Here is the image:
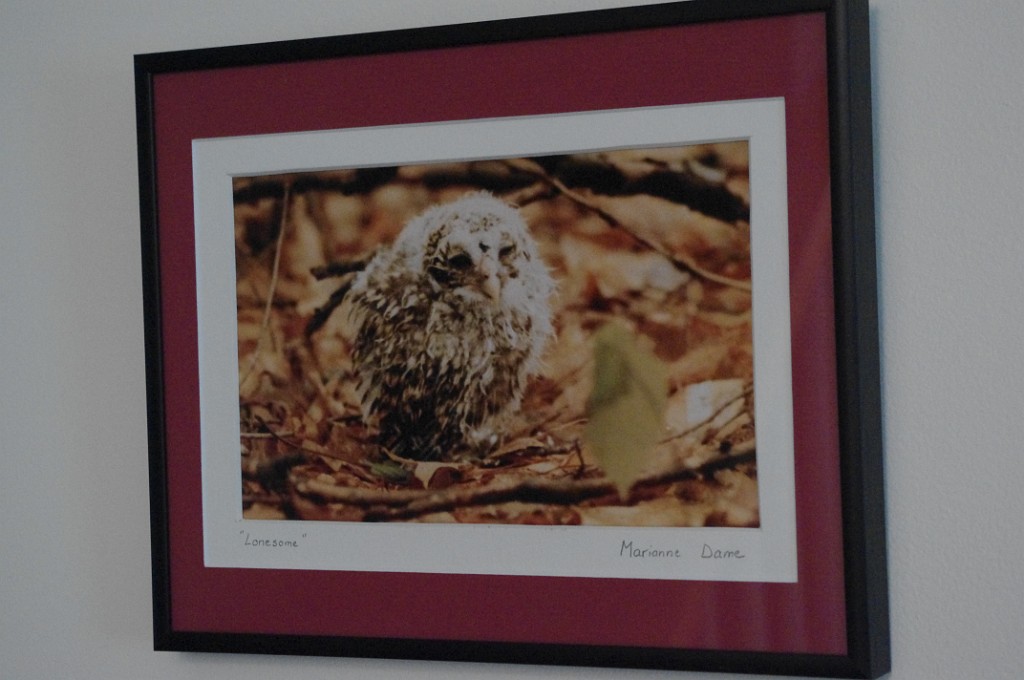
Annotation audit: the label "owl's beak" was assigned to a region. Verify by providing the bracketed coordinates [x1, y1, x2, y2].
[478, 256, 501, 302]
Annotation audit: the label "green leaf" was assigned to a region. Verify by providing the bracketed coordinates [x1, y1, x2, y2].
[370, 460, 411, 483]
[584, 323, 668, 497]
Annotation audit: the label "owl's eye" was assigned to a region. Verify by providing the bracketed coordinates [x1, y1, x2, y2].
[447, 253, 473, 270]
[498, 244, 515, 260]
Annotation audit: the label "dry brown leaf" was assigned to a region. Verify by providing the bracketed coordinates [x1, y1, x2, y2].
[412, 462, 466, 490]
[663, 378, 747, 435]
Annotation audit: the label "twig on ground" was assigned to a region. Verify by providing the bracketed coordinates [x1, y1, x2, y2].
[240, 182, 291, 390]
[293, 439, 756, 520]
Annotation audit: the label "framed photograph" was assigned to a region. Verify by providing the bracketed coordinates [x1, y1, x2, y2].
[136, 0, 888, 677]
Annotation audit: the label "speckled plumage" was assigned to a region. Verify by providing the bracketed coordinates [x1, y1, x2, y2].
[345, 192, 554, 460]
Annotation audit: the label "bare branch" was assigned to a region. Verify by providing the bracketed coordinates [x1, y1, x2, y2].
[503, 159, 752, 292]
[292, 440, 756, 521]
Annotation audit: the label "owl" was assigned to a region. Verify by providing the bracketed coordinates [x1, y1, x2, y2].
[344, 191, 555, 460]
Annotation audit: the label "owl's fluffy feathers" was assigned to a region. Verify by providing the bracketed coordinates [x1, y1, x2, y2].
[344, 191, 554, 460]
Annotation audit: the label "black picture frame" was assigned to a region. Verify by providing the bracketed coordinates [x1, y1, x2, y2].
[135, 0, 888, 676]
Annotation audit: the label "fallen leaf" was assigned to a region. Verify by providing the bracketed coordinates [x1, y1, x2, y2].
[584, 323, 668, 497]
[663, 378, 747, 434]
[412, 462, 465, 489]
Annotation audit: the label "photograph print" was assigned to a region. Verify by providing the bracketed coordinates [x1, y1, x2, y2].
[235, 142, 762, 528]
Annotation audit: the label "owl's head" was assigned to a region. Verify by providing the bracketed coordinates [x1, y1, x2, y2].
[400, 191, 547, 306]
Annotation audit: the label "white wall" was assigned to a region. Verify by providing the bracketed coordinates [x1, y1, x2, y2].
[1, 1, 1022, 679]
